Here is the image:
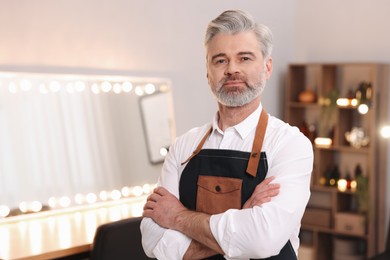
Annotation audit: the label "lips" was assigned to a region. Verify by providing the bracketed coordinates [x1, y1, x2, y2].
[223, 80, 245, 87]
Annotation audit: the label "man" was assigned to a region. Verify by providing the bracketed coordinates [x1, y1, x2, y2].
[141, 9, 313, 259]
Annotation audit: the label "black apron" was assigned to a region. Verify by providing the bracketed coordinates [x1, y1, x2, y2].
[179, 110, 297, 260]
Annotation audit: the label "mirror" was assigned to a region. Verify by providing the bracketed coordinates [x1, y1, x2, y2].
[0, 71, 176, 218]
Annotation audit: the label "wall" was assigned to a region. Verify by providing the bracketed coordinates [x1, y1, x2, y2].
[0, 0, 296, 206]
[0, 0, 296, 134]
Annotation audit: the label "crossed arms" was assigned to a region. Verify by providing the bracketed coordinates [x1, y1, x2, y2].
[143, 177, 280, 259]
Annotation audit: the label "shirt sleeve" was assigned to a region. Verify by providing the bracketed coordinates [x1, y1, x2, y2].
[210, 132, 313, 259]
[140, 138, 193, 259]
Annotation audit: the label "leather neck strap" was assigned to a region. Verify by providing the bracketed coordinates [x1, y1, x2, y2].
[246, 109, 268, 177]
[181, 109, 268, 177]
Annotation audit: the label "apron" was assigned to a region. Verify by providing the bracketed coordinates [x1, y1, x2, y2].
[179, 110, 297, 260]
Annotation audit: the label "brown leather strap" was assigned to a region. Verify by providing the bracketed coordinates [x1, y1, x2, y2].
[181, 127, 213, 165]
[181, 109, 269, 178]
[246, 109, 268, 177]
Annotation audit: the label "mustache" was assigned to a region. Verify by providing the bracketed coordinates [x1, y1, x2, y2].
[220, 74, 247, 85]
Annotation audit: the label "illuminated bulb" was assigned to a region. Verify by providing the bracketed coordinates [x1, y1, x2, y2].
[144, 83, 156, 94]
[336, 98, 349, 107]
[351, 180, 357, 192]
[113, 83, 122, 94]
[358, 104, 369, 114]
[122, 81, 133, 92]
[20, 79, 32, 91]
[74, 193, 84, 205]
[142, 184, 151, 194]
[66, 82, 75, 93]
[75, 81, 86, 92]
[351, 98, 358, 106]
[8, 82, 18, 93]
[48, 197, 57, 208]
[121, 186, 131, 197]
[314, 137, 332, 147]
[111, 190, 121, 200]
[0, 205, 10, 217]
[30, 201, 43, 212]
[59, 196, 71, 208]
[39, 83, 49, 94]
[133, 186, 144, 197]
[159, 84, 169, 92]
[99, 190, 109, 201]
[91, 83, 100, 94]
[160, 147, 168, 156]
[86, 193, 97, 204]
[101, 81, 112, 93]
[19, 201, 28, 213]
[337, 179, 347, 192]
[381, 126, 390, 138]
[49, 81, 61, 92]
[135, 86, 144, 96]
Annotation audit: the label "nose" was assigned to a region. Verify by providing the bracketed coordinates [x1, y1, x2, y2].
[224, 61, 240, 75]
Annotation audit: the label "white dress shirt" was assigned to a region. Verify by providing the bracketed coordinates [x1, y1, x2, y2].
[141, 103, 313, 259]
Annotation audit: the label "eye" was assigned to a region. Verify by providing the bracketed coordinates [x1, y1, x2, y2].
[214, 58, 227, 65]
[241, 56, 251, 62]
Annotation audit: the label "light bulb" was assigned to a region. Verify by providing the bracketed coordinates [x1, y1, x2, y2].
[358, 104, 369, 114]
[145, 83, 156, 94]
[122, 81, 133, 92]
[0, 205, 10, 217]
[101, 81, 112, 93]
[20, 79, 32, 91]
[135, 86, 144, 96]
[381, 126, 390, 138]
[30, 201, 43, 212]
[75, 81, 86, 92]
[111, 190, 121, 200]
[86, 193, 97, 204]
[113, 83, 122, 94]
[91, 83, 100, 94]
[132, 186, 143, 197]
[49, 81, 61, 92]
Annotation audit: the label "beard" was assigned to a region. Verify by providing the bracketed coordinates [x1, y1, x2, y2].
[210, 72, 267, 107]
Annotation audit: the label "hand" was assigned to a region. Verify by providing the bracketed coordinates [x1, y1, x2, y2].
[243, 176, 280, 209]
[143, 187, 187, 229]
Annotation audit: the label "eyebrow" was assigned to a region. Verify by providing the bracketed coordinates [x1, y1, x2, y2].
[238, 51, 257, 58]
[210, 53, 226, 62]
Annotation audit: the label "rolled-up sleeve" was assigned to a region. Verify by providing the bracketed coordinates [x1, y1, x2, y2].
[140, 217, 191, 259]
[210, 132, 313, 259]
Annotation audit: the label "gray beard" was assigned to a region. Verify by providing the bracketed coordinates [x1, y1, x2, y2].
[211, 75, 266, 107]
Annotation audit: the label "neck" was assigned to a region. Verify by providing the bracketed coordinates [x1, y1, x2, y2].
[217, 97, 261, 131]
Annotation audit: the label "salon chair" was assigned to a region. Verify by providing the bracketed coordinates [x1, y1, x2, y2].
[90, 216, 154, 260]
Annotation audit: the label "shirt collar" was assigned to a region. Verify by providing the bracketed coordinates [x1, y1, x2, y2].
[211, 103, 263, 140]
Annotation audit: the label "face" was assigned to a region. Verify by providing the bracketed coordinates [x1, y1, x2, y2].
[206, 31, 272, 107]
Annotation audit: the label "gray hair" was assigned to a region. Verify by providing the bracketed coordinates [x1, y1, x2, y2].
[204, 10, 273, 59]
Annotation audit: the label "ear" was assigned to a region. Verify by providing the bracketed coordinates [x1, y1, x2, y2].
[265, 57, 273, 80]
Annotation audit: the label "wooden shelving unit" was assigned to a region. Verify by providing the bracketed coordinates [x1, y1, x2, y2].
[284, 63, 389, 259]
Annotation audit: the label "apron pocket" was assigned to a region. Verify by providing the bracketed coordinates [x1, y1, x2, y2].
[196, 175, 242, 214]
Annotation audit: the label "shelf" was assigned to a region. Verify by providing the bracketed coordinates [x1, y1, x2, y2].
[301, 224, 368, 239]
[285, 62, 389, 259]
[288, 102, 320, 109]
[314, 145, 370, 154]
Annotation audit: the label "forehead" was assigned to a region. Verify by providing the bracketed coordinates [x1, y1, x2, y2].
[206, 31, 262, 57]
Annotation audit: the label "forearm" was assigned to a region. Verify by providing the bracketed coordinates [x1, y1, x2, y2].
[183, 240, 219, 259]
[175, 210, 224, 255]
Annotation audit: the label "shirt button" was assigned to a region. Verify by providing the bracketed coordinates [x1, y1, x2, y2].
[215, 185, 221, 192]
